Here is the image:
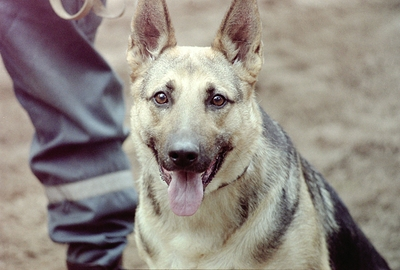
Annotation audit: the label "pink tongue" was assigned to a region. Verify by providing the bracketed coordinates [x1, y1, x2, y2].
[168, 171, 204, 216]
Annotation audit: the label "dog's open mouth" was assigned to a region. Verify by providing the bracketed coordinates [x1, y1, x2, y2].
[159, 150, 227, 216]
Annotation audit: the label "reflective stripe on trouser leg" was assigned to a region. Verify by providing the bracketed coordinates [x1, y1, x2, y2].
[45, 170, 134, 204]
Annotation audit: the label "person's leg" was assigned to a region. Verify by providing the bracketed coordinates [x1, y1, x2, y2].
[0, 0, 137, 268]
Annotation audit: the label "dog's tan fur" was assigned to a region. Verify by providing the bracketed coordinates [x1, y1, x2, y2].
[127, 0, 390, 269]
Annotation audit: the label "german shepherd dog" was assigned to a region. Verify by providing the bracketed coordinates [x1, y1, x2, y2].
[127, 0, 390, 269]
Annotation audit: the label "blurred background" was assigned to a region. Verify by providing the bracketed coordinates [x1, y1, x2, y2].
[1, 0, 399, 269]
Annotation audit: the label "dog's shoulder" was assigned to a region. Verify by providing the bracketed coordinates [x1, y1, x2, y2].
[324, 179, 391, 270]
[260, 106, 390, 269]
[300, 154, 390, 270]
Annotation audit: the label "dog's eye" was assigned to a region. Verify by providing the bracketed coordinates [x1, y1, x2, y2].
[211, 94, 226, 107]
[154, 92, 168, 105]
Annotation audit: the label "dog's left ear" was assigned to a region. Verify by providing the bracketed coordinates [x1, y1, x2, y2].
[128, 0, 176, 72]
[212, 0, 263, 82]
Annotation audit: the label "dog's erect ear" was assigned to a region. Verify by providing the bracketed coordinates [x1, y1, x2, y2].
[212, 0, 263, 81]
[128, 0, 176, 67]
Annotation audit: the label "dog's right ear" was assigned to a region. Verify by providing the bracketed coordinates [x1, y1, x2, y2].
[128, 0, 176, 70]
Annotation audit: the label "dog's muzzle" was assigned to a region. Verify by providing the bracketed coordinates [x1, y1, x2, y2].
[155, 134, 230, 216]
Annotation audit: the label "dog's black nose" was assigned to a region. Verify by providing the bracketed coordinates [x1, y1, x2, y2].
[168, 141, 199, 168]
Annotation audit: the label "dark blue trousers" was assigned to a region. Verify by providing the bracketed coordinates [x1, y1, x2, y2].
[0, 0, 137, 268]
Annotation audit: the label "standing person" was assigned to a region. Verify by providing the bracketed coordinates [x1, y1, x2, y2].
[0, 0, 137, 269]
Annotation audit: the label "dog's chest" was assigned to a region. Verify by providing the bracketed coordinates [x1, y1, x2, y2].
[153, 230, 246, 269]
[144, 205, 250, 268]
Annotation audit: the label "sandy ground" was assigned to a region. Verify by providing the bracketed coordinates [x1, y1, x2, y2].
[1, 0, 399, 269]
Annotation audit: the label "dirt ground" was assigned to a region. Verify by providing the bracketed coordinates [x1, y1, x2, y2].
[1, 0, 399, 269]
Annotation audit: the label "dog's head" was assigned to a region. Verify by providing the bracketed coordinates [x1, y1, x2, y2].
[128, 0, 264, 216]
